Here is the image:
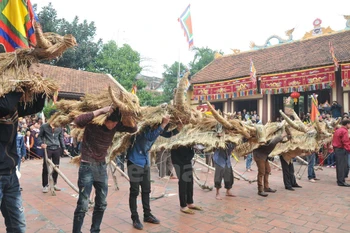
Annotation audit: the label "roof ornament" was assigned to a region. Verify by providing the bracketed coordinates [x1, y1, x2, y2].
[214, 52, 223, 59]
[230, 49, 241, 55]
[249, 28, 294, 50]
[344, 15, 350, 29]
[302, 18, 334, 39]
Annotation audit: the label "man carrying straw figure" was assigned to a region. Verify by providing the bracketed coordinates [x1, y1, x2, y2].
[72, 106, 137, 233]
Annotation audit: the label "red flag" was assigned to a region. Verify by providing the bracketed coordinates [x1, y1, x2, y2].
[178, 5, 194, 49]
[310, 94, 320, 122]
[329, 41, 339, 71]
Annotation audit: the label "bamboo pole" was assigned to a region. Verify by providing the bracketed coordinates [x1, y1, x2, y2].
[269, 160, 282, 170]
[194, 156, 256, 184]
[47, 158, 79, 193]
[110, 160, 130, 181]
[108, 163, 119, 191]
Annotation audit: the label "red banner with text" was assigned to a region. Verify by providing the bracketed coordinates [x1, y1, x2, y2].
[341, 63, 350, 87]
[192, 77, 257, 101]
[260, 66, 335, 94]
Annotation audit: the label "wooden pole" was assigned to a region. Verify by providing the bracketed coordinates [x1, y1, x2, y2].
[194, 156, 256, 184]
[110, 160, 130, 181]
[47, 158, 79, 193]
[108, 163, 119, 191]
[269, 160, 282, 170]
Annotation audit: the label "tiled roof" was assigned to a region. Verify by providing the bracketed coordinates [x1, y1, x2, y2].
[31, 64, 118, 96]
[191, 30, 350, 84]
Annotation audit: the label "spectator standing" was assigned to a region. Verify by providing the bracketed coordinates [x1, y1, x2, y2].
[38, 110, 68, 193]
[332, 119, 350, 186]
[331, 101, 342, 118]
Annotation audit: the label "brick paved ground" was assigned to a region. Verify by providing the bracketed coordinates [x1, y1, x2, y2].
[1, 156, 350, 233]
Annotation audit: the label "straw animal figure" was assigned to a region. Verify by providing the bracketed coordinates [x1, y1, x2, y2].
[271, 110, 338, 163]
[0, 22, 77, 102]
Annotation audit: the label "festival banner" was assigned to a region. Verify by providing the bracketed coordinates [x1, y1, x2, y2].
[341, 63, 350, 87]
[260, 66, 335, 94]
[192, 77, 257, 101]
[178, 4, 194, 49]
[0, 0, 37, 52]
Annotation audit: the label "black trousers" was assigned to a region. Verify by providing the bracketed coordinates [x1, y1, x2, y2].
[214, 163, 234, 189]
[42, 148, 61, 187]
[280, 156, 297, 188]
[127, 161, 151, 220]
[334, 148, 348, 185]
[172, 161, 194, 208]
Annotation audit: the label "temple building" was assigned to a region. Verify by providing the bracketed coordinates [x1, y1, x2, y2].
[190, 17, 350, 123]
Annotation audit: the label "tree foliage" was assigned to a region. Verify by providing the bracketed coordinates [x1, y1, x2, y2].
[36, 3, 102, 70]
[87, 41, 143, 91]
[189, 46, 223, 75]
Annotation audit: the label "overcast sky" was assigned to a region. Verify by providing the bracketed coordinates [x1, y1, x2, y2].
[33, 0, 350, 78]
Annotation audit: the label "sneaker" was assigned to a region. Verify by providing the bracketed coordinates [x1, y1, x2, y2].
[309, 179, 316, 183]
[54, 185, 61, 191]
[326, 166, 330, 168]
[132, 219, 143, 230]
[42, 186, 49, 193]
[144, 214, 160, 224]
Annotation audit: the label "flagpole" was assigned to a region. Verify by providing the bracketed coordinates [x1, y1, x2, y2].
[177, 47, 181, 86]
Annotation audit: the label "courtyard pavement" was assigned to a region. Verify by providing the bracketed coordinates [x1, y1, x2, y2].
[1, 156, 350, 233]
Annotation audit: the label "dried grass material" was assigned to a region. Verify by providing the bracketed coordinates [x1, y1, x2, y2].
[108, 133, 133, 161]
[0, 22, 77, 101]
[70, 155, 81, 166]
[0, 51, 58, 98]
[70, 128, 85, 142]
[108, 86, 141, 127]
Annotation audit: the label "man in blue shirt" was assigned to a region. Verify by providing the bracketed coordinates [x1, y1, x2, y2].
[127, 115, 179, 230]
[213, 142, 235, 200]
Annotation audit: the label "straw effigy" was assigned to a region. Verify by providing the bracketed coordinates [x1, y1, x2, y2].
[0, 22, 77, 101]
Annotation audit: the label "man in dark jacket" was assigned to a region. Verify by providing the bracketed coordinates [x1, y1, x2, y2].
[38, 110, 68, 193]
[0, 91, 46, 233]
[331, 101, 342, 118]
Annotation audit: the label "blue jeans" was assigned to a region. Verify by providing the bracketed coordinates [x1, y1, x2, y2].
[246, 154, 252, 170]
[327, 152, 335, 166]
[0, 172, 26, 233]
[307, 153, 316, 179]
[72, 162, 108, 233]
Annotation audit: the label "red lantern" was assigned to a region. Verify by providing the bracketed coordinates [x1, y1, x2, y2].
[290, 92, 301, 104]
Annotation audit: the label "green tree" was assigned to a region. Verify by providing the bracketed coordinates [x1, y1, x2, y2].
[37, 3, 102, 70]
[162, 62, 186, 103]
[87, 41, 142, 91]
[137, 90, 165, 106]
[189, 46, 223, 75]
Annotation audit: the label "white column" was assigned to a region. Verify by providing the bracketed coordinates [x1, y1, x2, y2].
[231, 100, 235, 113]
[258, 99, 263, 118]
[332, 85, 337, 102]
[224, 102, 228, 113]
